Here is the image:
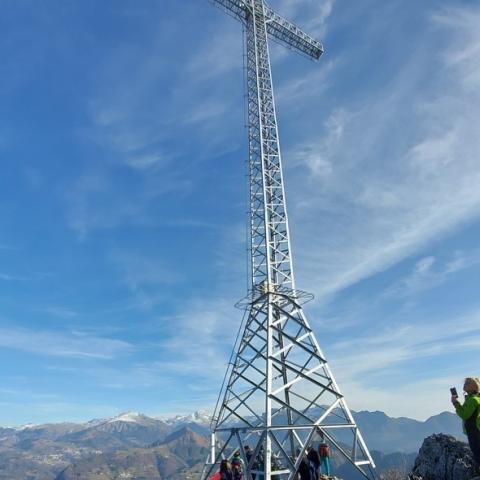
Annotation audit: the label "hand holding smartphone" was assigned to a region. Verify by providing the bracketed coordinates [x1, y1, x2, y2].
[450, 387, 458, 398]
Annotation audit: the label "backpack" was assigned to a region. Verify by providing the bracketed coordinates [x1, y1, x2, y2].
[319, 444, 330, 458]
[232, 464, 243, 480]
[220, 470, 233, 480]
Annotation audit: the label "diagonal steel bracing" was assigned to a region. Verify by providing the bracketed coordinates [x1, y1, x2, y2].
[201, 1, 376, 479]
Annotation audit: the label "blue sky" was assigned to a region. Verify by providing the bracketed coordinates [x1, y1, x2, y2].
[1, 0, 479, 426]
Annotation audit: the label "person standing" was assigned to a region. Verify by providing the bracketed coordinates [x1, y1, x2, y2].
[244, 445, 257, 480]
[231, 451, 244, 480]
[298, 454, 311, 480]
[307, 447, 320, 480]
[318, 443, 331, 477]
[220, 459, 233, 480]
[452, 377, 480, 475]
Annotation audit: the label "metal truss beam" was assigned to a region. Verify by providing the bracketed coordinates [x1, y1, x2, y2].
[263, 5, 323, 60]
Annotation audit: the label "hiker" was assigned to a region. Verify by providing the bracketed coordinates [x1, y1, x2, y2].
[231, 451, 244, 480]
[451, 377, 480, 475]
[318, 443, 331, 476]
[307, 447, 320, 480]
[298, 454, 311, 480]
[244, 445, 257, 480]
[256, 446, 265, 480]
[244, 445, 253, 464]
[220, 459, 233, 480]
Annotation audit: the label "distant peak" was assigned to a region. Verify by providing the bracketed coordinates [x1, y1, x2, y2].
[159, 410, 211, 425]
[108, 411, 147, 423]
[14, 423, 38, 431]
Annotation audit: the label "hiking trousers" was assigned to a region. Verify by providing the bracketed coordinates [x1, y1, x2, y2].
[466, 426, 480, 470]
[320, 457, 331, 476]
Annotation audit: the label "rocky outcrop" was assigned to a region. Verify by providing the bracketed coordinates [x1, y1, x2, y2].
[408, 433, 476, 480]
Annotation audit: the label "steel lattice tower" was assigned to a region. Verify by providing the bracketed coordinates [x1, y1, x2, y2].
[201, 1, 376, 479]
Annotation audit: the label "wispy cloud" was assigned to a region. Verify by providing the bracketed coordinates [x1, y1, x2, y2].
[106, 248, 184, 311]
[152, 296, 241, 380]
[65, 5, 244, 239]
[64, 167, 192, 238]
[284, 4, 480, 299]
[384, 251, 480, 299]
[0, 273, 17, 281]
[111, 249, 183, 290]
[275, 60, 336, 107]
[0, 327, 133, 359]
[270, 0, 335, 38]
[34, 306, 79, 319]
[329, 307, 480, 383]
[185, 24, 240, 82]
[123, 152, 172, 172]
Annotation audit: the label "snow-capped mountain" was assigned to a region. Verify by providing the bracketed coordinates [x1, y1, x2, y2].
[106, 411, 145, 423]
[160, 410, 211, 427]
[13, 423, 38, 431]
[59, 412, 171, 450]
[155, 410, 211, 437]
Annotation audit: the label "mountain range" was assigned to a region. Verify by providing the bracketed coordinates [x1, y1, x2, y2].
[0, 410, 464, 480]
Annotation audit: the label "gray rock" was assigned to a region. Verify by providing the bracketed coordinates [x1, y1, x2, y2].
[408, 433, 475, 480]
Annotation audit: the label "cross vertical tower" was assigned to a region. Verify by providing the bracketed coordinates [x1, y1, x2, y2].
[201, 1, 376, 479]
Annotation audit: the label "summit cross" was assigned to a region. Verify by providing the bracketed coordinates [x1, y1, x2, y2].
[200, 1, 377, 479]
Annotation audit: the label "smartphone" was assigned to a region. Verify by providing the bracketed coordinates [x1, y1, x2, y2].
[450, 387, 458, 397]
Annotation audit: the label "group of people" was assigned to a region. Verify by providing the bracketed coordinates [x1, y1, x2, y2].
[452, 376, 480, 475]
[214, 442, 331, 480]
[298, 443, 331, 480]
[217, 447, 255, 480]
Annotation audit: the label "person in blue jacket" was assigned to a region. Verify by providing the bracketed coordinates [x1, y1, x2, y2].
[452, 377, 480, 475]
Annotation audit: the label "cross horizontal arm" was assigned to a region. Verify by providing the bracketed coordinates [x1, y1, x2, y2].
[264, 5, 324, 60]
[210, 0, 323, 60]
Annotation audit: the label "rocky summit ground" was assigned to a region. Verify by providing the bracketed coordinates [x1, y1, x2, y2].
[408, 433, 477, 480]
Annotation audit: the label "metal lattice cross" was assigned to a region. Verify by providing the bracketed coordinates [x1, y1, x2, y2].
[200, 2, 377, 479]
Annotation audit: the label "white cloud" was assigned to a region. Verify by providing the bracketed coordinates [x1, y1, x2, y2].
[329, 307, 480, 383]
[269, 0, 335, 38]
[185, 24, 240, 81]
[107, 249, 184, 311]
[111, 250, 182, 290]
[152, 296, 241, 380]
[323, 306, 480, 419]
[64, 168, 192, 238]
[0, 273, 16, 281]
[384, 251, 480, 299]
[414, 256, 435, 275]
[35, 306, 78, 319]
[124, 153, 171, 171]
[0, 327, 133, 359]
[284, 4, 480, 299]
[275, 60, 336, 107]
